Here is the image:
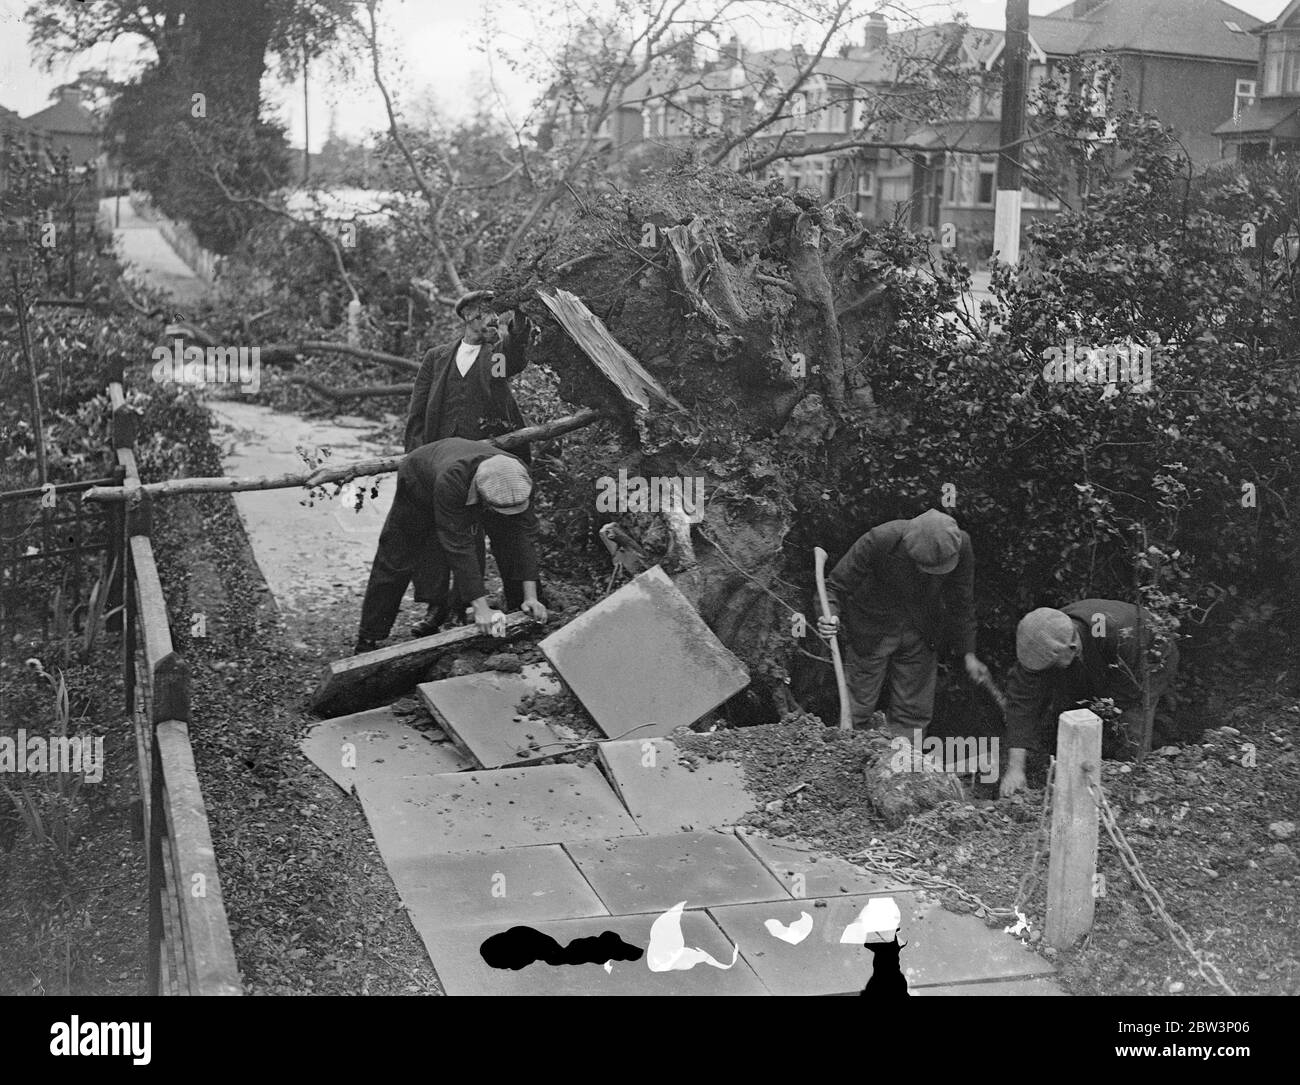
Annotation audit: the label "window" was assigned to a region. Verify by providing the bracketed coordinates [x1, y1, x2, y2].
[791, 92, 807, 128]
[943, 154, 997, 208]
[1263, 30, 1300, 96]
[857, 169, 875, 200]
[806, 156, 829, 197]
[1235, 79, 1257, 121]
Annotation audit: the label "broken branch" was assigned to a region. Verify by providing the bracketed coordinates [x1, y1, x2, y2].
[82, 409, 612, 503]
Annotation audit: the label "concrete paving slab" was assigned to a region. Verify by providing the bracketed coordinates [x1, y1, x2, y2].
[299, 706, 471, 793]
[388, 845, 609, 932]
[709, 893, 1055, 995]
[418, 668, 564, 769]
[540, 566, 749, 740]
[565, 831, 791, 914]
[912, 977, 1066, 996]
[597, 736, 758, 833]
[419, 910, 766, 995]
[737, 831, 914, 897]
[353, 763, 642, 860]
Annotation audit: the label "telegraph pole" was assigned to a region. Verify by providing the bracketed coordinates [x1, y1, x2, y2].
[993, 0, 1030, 265]
[303, 39, 311, 184]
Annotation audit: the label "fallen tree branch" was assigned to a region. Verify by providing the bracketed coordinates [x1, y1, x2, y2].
[257, 340, 421, 374]
[82, 408, 612, 503]
[285, 375, 414, 401]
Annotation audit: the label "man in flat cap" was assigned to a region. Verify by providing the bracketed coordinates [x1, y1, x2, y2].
[816, 509, 990, 736]
[353, 437, 547, 655]
[403, 290, 536, 636]
[999, 599, 1180, 796]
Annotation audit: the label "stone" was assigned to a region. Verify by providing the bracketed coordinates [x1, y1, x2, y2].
[353, 763, 642, 860]
[418, 910, 766, 996]
[597, 736, 758, 834]
[418, 667, 565, 769]
[1268, 820, 1296, 841]
[482, 652, 523, 673]
[565, 831, 791, 914]
[388, 845, 609, 933]
[539, 566, 749, 740]
[737, 832, 913, 897]
[708, 893, 1055, 995]
[298, 706, 470, 793]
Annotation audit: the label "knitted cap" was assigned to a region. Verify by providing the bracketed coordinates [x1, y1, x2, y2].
[474, 455, 532, 514]
[902, 509, 962, 574]
[1016, 608, 1081, 671]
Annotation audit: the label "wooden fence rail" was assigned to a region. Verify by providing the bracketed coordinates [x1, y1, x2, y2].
[110, 372, 241, 995]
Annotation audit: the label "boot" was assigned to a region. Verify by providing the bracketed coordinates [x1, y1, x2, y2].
[411, 605, 451, 638]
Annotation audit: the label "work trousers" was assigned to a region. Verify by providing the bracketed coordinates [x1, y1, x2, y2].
[356, 479, 536, 641]
[841, 627, 938, 735]
[419, 530, 540, 617]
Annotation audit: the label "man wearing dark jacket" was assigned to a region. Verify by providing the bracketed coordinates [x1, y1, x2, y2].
[816, 509, 990, 735]
[404, 290, 534, 636]
[354, 438, 547, 655]
[999, 599, 1180, 796]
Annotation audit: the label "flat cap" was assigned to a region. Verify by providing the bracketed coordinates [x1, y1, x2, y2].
[454, 290, 495, 319]
[474, 454, 532, 514]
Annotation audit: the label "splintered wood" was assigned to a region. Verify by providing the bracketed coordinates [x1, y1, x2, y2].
[537, 288, 683, 411]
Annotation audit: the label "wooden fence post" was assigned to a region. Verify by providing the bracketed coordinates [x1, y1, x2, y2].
[1045, 708, 1102, 949]
[145, 652, 191, 995]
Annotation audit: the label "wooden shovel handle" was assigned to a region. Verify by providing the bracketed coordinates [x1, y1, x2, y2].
[814, 546, 853, 731]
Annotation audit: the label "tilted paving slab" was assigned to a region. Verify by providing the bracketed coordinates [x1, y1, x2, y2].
[353, 762, 642, 861]
[736, 831, 914, 897]
[389, 845, 609, 934]
[299, 706, 471, 793]
[709, 893, 1055, 996]
[418, 667, 565, 769]
[597, 736, 758, 834]
[539, 566, 749, 740]
[565, 831, 791, 914]
[912, 977, 1066, 996]
[419, 909, 766, 996]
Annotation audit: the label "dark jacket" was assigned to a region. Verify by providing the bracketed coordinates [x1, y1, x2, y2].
[1003, 598, 1171, 750]
[399, 437, 539, 604]
[403, 321, 530, 454]
[825, 519, 977, 658]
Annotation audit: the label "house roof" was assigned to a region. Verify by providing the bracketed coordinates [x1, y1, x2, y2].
[1213, 97, 1300, 138]
[1039, 0, 1262, 62]
[906, 118, 1004, 153]
[1246, 0, 1300, 33]
[23, 93, 99, 135]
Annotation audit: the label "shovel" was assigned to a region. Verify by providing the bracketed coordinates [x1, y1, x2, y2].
[813, 547, 852, 731]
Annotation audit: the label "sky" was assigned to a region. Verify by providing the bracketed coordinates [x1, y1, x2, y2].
[0, 0, 1288, 148]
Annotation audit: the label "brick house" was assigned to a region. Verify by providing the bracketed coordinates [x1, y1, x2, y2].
[1214, 0, 1300, 159]
[903, 0, 1262, 250]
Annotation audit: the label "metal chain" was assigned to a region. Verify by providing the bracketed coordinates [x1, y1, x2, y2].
[1086, 776, 1238, 995]
[850, 760, 1058, 924]
[852, 842, 1020, 919]
[1012, 756, 1057, 917]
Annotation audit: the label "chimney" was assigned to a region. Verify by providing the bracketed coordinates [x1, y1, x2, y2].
[863, 13, 888, 51]
[58, 85, 83, 104]
[720, 34, 743, 67]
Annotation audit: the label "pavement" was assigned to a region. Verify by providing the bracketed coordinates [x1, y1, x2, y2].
[98, 195, 210, 310]
[302, 705, 1066, 996]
